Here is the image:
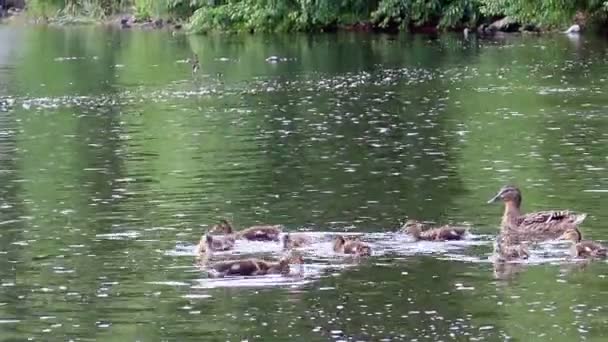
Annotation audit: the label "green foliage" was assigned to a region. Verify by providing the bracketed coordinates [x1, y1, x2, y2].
[480, 0, 608, 26]
[22, 0, 608, 31]
[372, 0, 479, 29]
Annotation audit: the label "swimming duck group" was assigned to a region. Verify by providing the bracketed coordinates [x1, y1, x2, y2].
[195, 185, 604, 278]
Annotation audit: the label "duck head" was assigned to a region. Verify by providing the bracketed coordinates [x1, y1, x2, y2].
[195, 235, 215, 265]
[195, 234, 215, 254]
[333, 235, 346, 251]
[209, 219, 233, 234]
[402, 220, 423, 239]
[487, 185, 522, 207]
[558, 228, 582, 243]
[274, 252, 304, 275]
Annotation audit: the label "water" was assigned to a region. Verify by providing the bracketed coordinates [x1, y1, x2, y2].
[0, 26, 607, 341]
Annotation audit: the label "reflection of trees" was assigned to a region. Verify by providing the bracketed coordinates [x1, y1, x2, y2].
[448, 35, 608, 341]
[201, 34, 468, 229]
[0, 104, 26, 340]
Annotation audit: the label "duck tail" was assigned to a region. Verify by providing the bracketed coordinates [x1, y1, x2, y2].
[573, 213, 587, 225]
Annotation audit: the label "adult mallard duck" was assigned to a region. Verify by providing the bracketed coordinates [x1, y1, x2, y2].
[282, 233, 312, 250]
[558, 228, 607, 259]
[195, 234, 235, 255]
[210, 219, 282, 242]
[401, 219, 467, 241]
[487, 185, 587, 240]
[333, 236, 372, 256]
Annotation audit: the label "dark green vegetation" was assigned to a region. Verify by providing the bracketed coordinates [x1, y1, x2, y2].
[1, 25, 608, 340]
[21, 0, 608, 32]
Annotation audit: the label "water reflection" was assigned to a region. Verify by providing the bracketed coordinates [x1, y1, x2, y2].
[0, 26, 606, 341]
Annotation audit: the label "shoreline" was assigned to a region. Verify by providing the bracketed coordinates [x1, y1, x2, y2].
[1, 9, 574, 36]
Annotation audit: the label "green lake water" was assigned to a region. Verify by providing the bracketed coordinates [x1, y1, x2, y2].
[0, 26, 607, 341]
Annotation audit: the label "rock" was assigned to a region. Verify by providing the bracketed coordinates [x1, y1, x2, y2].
[154, 18, 163, 28]
[489, 17, 520, 32]
[120, 17, 131, 29]
[520, 24, 539, 32]
[564, 24, 581, 34]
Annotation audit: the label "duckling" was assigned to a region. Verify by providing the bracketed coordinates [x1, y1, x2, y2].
[282, 233, 312, 250]
[210, 219, 282, 242]
[195, 234, 235, 255]
[333, 235, 372, 256]
[488, 185, 587, 240]
[493, 234, 530, 262]
[558, 228, 607, 259]
[206, 253, 304, 277]
[401, 219, 467, 241]
[191, 54, 200, 74]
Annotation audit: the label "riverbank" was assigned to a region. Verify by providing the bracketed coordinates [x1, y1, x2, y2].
[0, 2, 593, 36]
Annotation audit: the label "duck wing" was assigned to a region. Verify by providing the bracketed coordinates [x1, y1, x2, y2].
[515, 211, 586, 238]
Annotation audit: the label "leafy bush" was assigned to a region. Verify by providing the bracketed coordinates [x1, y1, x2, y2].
[22, 0, 608, 31]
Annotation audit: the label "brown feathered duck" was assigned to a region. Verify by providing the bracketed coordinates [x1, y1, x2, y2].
[493, 234, 530, 262]
[558, 228, 607, 259]
[198, 236, 304, 277]
[333, 235, 372, 256]
[209, 219, 282, 242]
[282, 233, 312, 250]
[195, 234, 235, 255]
[401, 219, 468, 241]
[487, 185, 587, 241]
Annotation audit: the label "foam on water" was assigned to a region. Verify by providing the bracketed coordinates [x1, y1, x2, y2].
[163, 230, 591, 288]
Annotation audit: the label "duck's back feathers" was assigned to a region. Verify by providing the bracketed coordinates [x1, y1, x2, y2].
[420, 226, 467, 241]
[238, 225, 282, 241]
[211, 259, 264, 276]
[511, 211, 587, 240]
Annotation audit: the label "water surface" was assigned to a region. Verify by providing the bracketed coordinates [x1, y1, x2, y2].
[0, 26, 607, 341]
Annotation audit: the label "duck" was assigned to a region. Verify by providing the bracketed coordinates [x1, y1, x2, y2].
[401, 219, 467, 241]
[210, 219, 282, 242]
[282, 233, 312, 250]
[558, 228, 606, 259]
[333, 235, 372, 256]
[493, 234, 530, 262]
[487, 185, 587, 240]
[191, 54, 200, 74]
[200, 245, 304, 277]
[195, 234, 235, 255]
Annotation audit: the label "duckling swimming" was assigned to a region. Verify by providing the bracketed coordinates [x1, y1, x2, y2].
[493, 234, 530, 262]
[558, 228, 607, 259]
[488, 185, 587, 240]
[195, 234, 235, 255]
[282, 233, 312, 250]
[210, 219, 282, 242]
[333, 235, 372, 256]
[208, 255, 303, 277]
[401, 220, 467, 241]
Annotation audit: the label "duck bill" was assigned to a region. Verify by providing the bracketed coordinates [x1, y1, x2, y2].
[487, 193, 502, 204]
